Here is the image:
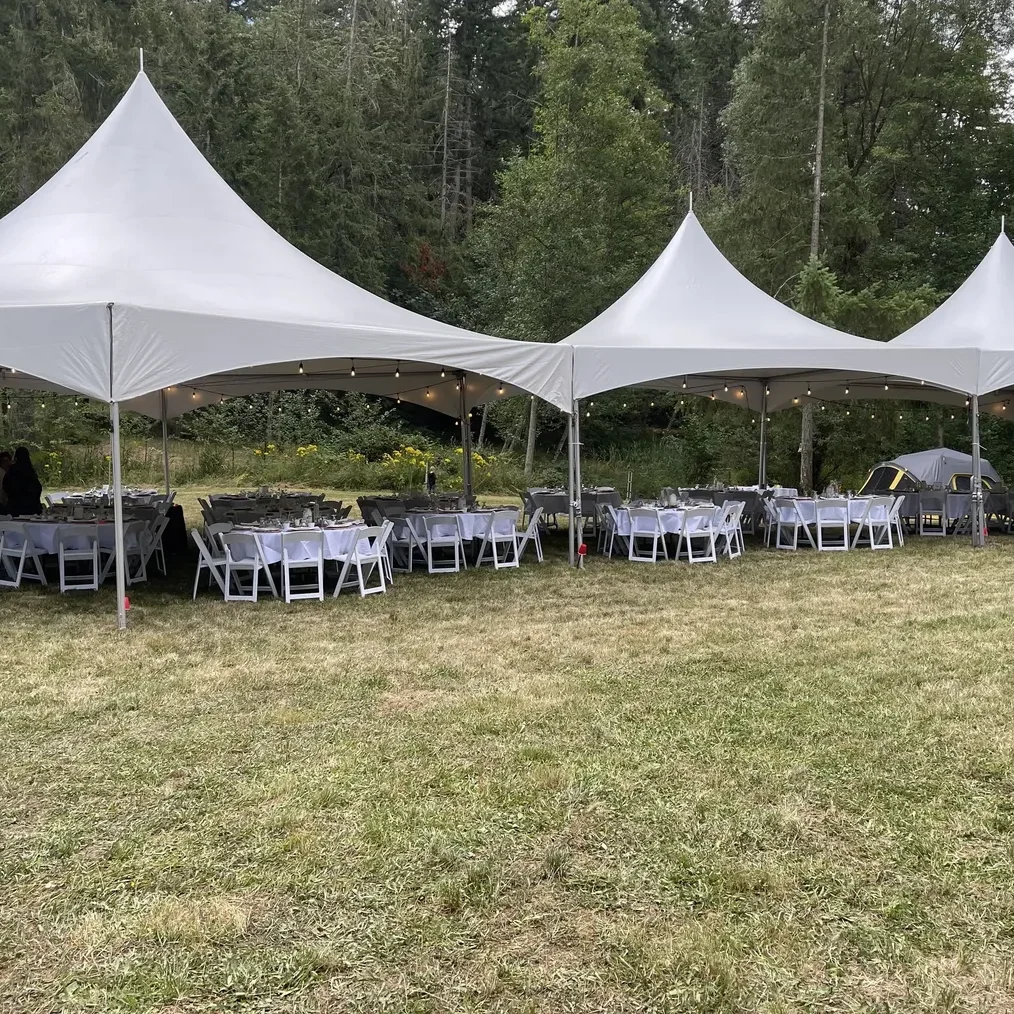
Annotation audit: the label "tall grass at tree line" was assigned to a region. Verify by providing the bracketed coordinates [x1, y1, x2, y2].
[37, 436, 776, 497]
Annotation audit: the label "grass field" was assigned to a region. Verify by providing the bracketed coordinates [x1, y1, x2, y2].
[3, 488, 1014, 1012]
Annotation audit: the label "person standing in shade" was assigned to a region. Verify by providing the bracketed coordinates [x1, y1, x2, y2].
[3, 447, 43, 517]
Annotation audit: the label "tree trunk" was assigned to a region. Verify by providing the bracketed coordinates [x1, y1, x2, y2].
[477, 403, 489, 449]
[524, 398, 538, 477]
[800, 0, 831, 494]
[440, 37, 453, 229]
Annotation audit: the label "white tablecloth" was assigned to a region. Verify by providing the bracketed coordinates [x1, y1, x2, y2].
[407, 511, 514, 541]
[613, 507, 717, 537]
[780, 498, 889, 525]
[230, 524, 365, 564]
[21, 521, 141, 554]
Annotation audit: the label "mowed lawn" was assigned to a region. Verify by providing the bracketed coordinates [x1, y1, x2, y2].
[3, 489, 1014, 1012]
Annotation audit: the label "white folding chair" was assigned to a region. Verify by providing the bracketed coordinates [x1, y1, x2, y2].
[191, 528, 226, 600]
[518, 506, 544, 563]
[628, 507, 668, 563]
[676, 506, 719, 563]
[379, 519, 396, 584]
[919, 493, 947, 536]
[476, 509, 520, 569]
[604, 505, 629, 558]
[334, 526, 388, 597]
[774, 498, 810, 550]
[0, 521, 47, 589]
[851, 496, 893, 549]
[719, 501, 745, 559]
[281, 530, 324, 602]
[56, 524, 101, 593]
[221, 532, 262, 602]
[423, 515, 463, 574]
[388, 517, 426, 573]
[889, 495, 906, 547]
[815, 498, 850, 551]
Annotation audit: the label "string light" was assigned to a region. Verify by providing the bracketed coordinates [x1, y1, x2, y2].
[397, 395, 402, 404]
[920, 379, 925, 386]
[298, 362, 304, 374]
[622, 402, 627, 408]
[925, 415, 930, 422]
[682, 377, 687, 389]
[350, 360, 356, 378]
[710, 392, 716, 400]
[793, 397, 799, 405]
[884, 381, 889, 391]
[497, 384, 504, 395]
[899, 413, 903, 420]
[846, 409, 850, 416]
[650, 401, 655, 407]
[441, 368, 446, 378]
[395, 362, 400, 379]
[723, 383, 729, 392]
[765, 385, 771, 396]
[965, 398, 970, 407]
[820, 404, 825, 411]
[191, 390, 197, 400]
[807, 385, 811, 396]
[425, 387, 431, 398]
[844, 385, 850, 395]
[951, 413, 956, 419]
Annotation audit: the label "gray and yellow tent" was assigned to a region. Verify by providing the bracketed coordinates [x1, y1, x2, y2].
[861, 447, 1002, 494]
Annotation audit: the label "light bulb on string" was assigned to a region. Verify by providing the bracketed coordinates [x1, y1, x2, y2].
[397, 395, 401, 404]
[765, 386, 770, 396]
[497, 384, 504, 395]
[710, 392, 716, 401]
[965, 398, 970, 407]
[395, 362, 400, 379]
[846, 409, 850, 416]
[425, 387, 431, 398]
[298, 362, 304, 375]
[807, 385, 811, 396]
[441, 368, 446, 378]
[951, 414, 955, 420]
[884, 381, 889, 391]
[682, 377, 687, 389]
[350, 360, 356, 378]
[622, 402, 627, 408]
[723, 383, 729, 393]
[844, 385, 850, 395]
[820, 404, 825, 411]
[899, 414, 903, 420]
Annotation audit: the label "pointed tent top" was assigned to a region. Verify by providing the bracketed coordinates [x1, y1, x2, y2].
[563, 211, 873, 353]
[892, 231, 1014, 354]
[0, 71, 570, 412]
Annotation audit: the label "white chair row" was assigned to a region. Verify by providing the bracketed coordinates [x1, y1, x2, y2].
[766, 496, 905, 551]
[388, 509, 544, 576]
[0, 518, 169, 593]
[192, 523, 394, 604]
[602, 503, 744, 565]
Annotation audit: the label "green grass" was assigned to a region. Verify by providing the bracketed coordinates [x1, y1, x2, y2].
[3, 489, 1014, 1012]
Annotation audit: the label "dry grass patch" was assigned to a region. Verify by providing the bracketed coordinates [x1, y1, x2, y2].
[3, 498, 1014, 1011]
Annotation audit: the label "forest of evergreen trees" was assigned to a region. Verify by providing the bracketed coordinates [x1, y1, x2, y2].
[2, 0, 1014, 489]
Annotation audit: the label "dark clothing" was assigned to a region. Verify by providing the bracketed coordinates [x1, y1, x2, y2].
[3, 464, 42, 517]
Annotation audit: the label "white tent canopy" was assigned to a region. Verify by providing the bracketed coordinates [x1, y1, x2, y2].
[0, 71, 571, 416]
[889, 230, 1014, 396]
[561, 211, 977, 408]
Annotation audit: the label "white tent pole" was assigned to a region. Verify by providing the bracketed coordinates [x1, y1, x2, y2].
[110, 400, 128, 630]
[160, 388, 170, 494]
[758, 383, 769, 487]
[567, 406, 576, 568]
[458, 373, 473, 503]
[971, 394, 984, 547]
[573, 399, 584, 568]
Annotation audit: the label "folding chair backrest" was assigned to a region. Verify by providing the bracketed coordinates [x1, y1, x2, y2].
[628, 507, 661, 534]
[424, 514, 458, 539]
[56, 524, 99, 550]
[526, 506, 544, 531]
[354, 525, 385, 557]
[281, 529, 324, 561]
[816, 498, 848, 518]
[220, 531, 258, 563]
[192, 528, 221, 567]
[492, 509, 519, 535]
[207, 522, 234, 551]
[683, 507, 715, 530]
[0, 521, 28, 549]
[888, 494, 904, 518]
